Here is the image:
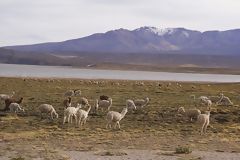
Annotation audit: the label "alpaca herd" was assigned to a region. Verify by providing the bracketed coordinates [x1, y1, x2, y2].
[0, 90, 236, 135]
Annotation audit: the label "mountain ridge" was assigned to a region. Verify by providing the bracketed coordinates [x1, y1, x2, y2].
[5, 26, 240, 55]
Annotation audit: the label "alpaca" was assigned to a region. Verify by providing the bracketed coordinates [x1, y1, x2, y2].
[133, 97, 149, 109]
[63, 103, 82, 125]
[216, 93, 233, 106]
[100, 95, 109, 101]
[3, 97, 23, 111]
[39, 104, 58, 120]
[106, 107, 128, 129]
[63, 97, 72, 108]
[197, 111, 210, 135]
[97, 98, 113, 112]
[76, 105, 91, 127]
[0, 91, 15, 101]
[178, 107, 201, 122]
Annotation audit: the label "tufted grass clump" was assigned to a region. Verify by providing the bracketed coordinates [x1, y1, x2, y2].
[175, 146, 192, 154]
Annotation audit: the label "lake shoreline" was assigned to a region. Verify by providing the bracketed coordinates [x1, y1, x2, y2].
[0, 63, 240, 82]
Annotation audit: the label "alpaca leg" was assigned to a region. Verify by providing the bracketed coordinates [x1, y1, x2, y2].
[75, 115, 78, 125]
[70, 116, 73, 124]
[78, 117, 82, 126]
[50, 112, 54, 120]
[200, 122, 205, 135]
[203, 124, 207, 134]
[75, 115, 78, 126]
[109, 122, 112, 129]
[83, 119, 87, 125]
[63, 116, 66, 125]
[114, 122, 118, 129]
[117, 122, 120, 129]
[204, 120, 210, 133]
[106, 122, 109, 129]
[67, 115, 70, 123]
[80, 118, 84, 126]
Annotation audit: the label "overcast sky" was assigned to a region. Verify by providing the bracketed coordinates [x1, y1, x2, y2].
[1, 0, 240, 46]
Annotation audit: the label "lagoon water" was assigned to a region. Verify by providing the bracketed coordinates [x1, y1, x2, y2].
[0, 63, 240, 82]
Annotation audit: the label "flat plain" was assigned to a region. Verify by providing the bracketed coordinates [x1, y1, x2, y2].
[0, 77, 240, 160]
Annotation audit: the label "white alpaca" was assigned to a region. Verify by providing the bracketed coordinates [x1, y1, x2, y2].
[197, 111, 210, 135]
[9, 103, 24, 113]
[39, 104, 58, 120]
[106, 107, 128, 129]
[133, 97, 149, 108]
[79, 97, 89, 106]
[178, 107, 201, 122]
[0, 91, 15, 101]
[76, 105, 91, 127]
[64, 89, 81, 97]
[216, 93, 233, 106]
[63, 103, 82, 125]
[126, 99, 137, 111]
[97, 98, 113, 112]
[191, 95, 212, 109]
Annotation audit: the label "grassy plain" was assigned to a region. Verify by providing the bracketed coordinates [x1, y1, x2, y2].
[0, 77, 240, 159]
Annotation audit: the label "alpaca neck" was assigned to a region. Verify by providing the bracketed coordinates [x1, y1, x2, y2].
[17, 98, 23, 104]
[109, 99, 112, 105]
[86, 106, 91, 113]
[120, 109, 128, 119]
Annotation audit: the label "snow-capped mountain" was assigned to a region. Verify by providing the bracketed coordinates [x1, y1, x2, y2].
[5, 26, 240, 55]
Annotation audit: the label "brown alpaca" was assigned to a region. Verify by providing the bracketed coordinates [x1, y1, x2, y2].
[3, 97, 23, 111]
[63, 97, 72, 108]
[100, 95, 109, 101]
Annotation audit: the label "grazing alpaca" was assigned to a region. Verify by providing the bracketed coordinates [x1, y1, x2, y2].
[126, 99, 137, 112]
[106, 107, 128, 129]
[0, 91, 15, 101]
[38, 104, 58, 120]
[2, 97, 23, 111]
[9, 103, 25, 113]
[178, 107, 201, 122]
[216, 93, 233, 106]
[64, 89, 81, 97]
[133, 97, 149, 109]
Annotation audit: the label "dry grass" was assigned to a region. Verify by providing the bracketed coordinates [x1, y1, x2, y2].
[0, 77, 240, 159]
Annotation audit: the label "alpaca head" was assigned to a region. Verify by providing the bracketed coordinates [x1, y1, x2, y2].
[145, 97, 150, 103]
[18, 97, 24, 104]
[178, 107, 185, 113]
[76, 103, 82, 108]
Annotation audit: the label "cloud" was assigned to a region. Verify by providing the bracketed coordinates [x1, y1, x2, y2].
[1, 0, 240, 46]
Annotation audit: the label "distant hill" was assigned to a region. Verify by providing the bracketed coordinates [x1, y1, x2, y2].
[5, 27, 240, 55]
[1, 27, 240, 72]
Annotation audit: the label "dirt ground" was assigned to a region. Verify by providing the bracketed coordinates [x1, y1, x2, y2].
[0, 77, 240, 160]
